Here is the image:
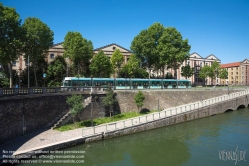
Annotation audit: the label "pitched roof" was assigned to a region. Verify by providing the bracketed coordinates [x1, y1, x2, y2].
[52, 42, 63, 47]
[94, 43, 132, 53]
[189, 52, 203, 58]
[220, 62, 240, 68]
[205, 54, 220, 61]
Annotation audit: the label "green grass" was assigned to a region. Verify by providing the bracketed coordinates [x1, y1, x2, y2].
[56, 110, 158, 132]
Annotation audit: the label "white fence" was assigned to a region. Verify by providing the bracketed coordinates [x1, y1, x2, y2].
[82, 90, 249, 138]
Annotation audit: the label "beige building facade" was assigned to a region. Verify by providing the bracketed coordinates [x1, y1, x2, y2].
[220, 59, 249, 85]
[168, 52, 221, 86]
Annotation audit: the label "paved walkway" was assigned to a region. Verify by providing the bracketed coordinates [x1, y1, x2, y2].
[0, 127, 84, 158]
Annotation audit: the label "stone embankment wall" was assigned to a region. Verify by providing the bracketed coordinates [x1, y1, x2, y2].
[115, 90, 237, 113]
[0, 90, 238, 145]
[0, 94, 69, 144]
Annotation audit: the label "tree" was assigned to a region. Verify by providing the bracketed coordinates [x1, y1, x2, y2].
[125, 54, 140, 78]
[47, 56, 67, 87]
[63, 31, 93, 77]
[21, 55, 48, 87]
[199, 65, 212, 87]
[211, 60, 220, 85]
[219, 68, 228, 85]
[165, 72, 173, 79]
[0, 3, 24, 87]
[181, 64, 194, 79]
[134, 91, 145, 111]
[23, 17, 54, 86]
[0, 72, 9, 87]
[131, 23, 164, 78]
[67, 94, 84, 123]
[102, 87, 117, 117]
[158, 27, 191, 79]
[110, 49, 124, 78]
[90, 50, 113, 77]
[119, 64, 148, 78]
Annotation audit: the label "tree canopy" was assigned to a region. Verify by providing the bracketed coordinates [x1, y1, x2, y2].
[110, 49, 124, 78]
[90, 50, 113, 78]
[181, 64, 194, 79]
[66, 94, 84, 123]
[63, 31, 93, 77]
[210, 60, 220, 84]
[0, 3, 24, 87]
[134, 91, 145, 111]
[22, 17, 54, 86]
[47, 56, 67, 87]
[102, 87, 117, 117]
[199, 65, 212, 87]
[158, 27, 191, 79]
[131, 23, 191, 79]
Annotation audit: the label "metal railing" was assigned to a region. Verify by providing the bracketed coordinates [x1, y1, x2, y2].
[0, 87, 60, 96]
[82, 90, 249, 138]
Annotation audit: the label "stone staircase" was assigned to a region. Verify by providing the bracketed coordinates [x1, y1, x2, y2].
[52, 96, 92, 129]
[45, 109, 69, 128]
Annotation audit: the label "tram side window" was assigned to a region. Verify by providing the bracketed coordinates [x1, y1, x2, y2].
[117, 81, 125, 86]
[72, 80, 77, 86]
[132, 81, 136, 86]
[64, 81, 68, 86]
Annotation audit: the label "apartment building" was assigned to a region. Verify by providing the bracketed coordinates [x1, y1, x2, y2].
[220, 59, 249, 85]
[168, 52, 221, 86]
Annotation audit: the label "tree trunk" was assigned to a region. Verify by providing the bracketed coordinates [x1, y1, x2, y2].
[174, 67, 177, 79]
[33, 61, 38, 86]
[8, 63, 13, 88]
[162, 65, 165, 79]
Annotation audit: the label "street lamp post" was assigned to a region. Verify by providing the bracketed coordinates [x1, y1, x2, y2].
[18, 68, 22, 88]
[28, 55, 30, 88]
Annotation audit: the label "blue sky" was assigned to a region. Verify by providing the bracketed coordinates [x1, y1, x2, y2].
[2, 0, 249, 64]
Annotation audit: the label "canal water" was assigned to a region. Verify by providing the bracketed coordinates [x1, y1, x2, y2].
[17, 108, 249, 166]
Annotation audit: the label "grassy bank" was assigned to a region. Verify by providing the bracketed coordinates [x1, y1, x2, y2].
[56, 110, 158, 131]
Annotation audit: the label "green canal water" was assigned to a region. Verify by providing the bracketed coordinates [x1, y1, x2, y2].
[17, 108, 249, 166]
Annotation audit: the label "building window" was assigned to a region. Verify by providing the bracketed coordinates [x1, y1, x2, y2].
[12, 61, 16, 66]
[231, 68, 233, 70]
[236, 72, 238, 75]
[127, 58, 129, 62]
[236, 67, 238, 70]
[231, 72, 233, 75]
[205, 63, 208, 66]
[50, 54, 54, 59]
[188, 61, 190, 65]
[242, 67, 244, 70]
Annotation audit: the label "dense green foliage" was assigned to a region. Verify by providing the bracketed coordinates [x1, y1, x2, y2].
[63, 31, 93, 77]
[90, 50, 113, 77]
[219, 68, 228, 80]
[119, 54, 144, 78]
[110, 49, 124, 78]
[22, 17, 54, 86]
[67, 94, 84, 123]
[134, 91, 145, 111]
[47, 56, 67, 87]
[0, 3, 24, 87]
[181, 64, 194, 79]
[199, 65, 212, 86]
[131, 23, 191, 79]
[102, 87, 117, 117]
[210, 61, 220, 84]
